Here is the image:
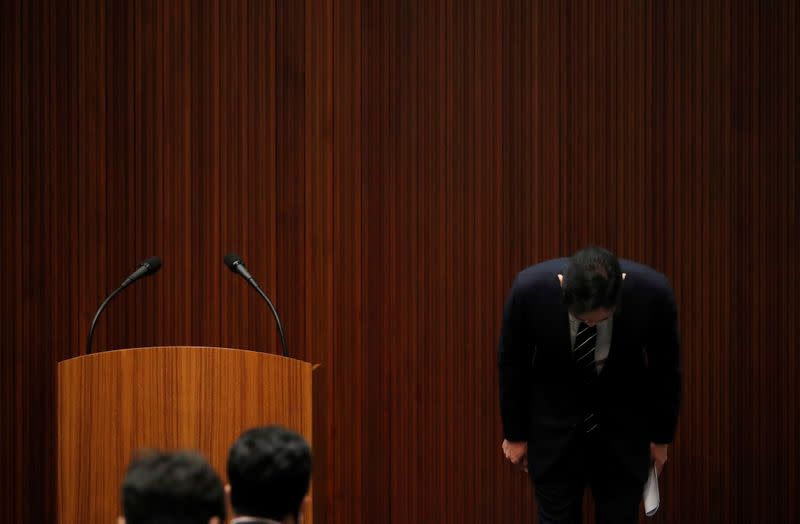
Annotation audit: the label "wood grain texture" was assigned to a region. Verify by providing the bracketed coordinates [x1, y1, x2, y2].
[1, 0, 798, 522]
[57, 346, 315, 523]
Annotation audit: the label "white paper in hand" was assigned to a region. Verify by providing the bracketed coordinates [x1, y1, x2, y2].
[643, 465, 660, 516]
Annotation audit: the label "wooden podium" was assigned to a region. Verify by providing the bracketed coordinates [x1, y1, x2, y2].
[57, 346, 322, 523]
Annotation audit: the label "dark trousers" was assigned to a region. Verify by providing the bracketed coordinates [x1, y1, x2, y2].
[532, 431, 645, 524]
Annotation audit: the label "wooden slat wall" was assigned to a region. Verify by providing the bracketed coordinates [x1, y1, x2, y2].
[1, 0, 797, 522]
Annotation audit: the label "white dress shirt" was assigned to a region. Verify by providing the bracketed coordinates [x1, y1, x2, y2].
[568, 312, 613, 374]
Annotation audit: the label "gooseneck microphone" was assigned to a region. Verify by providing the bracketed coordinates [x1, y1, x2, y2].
[223, 253, 289, 357]
[86, 257, 162, 355]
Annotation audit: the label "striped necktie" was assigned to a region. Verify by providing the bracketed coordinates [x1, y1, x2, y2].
[573, 321, 598, 382]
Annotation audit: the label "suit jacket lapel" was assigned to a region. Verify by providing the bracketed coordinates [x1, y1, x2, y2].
[556, 303, 576, 368]
[599, 307, 623, 377]
[600, 278, 629, 377]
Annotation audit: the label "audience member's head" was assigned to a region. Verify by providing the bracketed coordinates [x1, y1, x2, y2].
[227, 425, 312, 523]
[120, 450, 226, 524]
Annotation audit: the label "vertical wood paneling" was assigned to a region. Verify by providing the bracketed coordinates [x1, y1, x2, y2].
[304, 1, 334, 521]
[0, 0, 22, 520]
[361, 1, 391, 520]
[1, 1, 798, 523]
[190, 0, 222, 347]
[275, 0, 307, 363]
[331, 0, 362, 519]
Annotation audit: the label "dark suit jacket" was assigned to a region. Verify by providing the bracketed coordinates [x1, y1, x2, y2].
[498, 258, 681, 481]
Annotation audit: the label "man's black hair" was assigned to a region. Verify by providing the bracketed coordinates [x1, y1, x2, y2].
[121, 450, 226, 524]
[562, 246, 623, 315]
[227, 425, 312, 521]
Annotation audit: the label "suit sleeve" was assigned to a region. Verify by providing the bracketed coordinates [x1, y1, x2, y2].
[645, 278, 682, 444]
[498, 277, 534, 442]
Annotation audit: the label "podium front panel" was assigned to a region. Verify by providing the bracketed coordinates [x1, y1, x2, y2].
[58, 346, 314, 523]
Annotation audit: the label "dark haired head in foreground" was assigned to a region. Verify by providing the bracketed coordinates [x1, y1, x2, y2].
[120, 450, 226, 524]
[227, 425, 312, 524]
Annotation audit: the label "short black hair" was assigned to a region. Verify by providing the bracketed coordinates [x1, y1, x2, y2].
[227, 425, 312, 520]
[121, 450, 226, 524]
[562, 246, 623, 315]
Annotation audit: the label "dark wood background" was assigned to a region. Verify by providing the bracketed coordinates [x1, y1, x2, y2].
[1, 0, 797, 522]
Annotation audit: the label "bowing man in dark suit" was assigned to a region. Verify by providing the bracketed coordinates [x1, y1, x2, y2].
[498, 246, 681, 524]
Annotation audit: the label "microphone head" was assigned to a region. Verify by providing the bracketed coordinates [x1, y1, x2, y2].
[223, 252, 244, 272]
[141, 256, 162, 276]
